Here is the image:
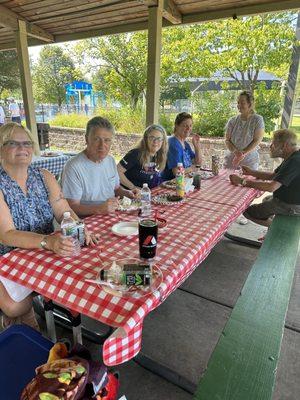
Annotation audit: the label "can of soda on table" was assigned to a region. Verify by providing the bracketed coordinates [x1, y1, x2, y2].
[211, 155, 220, 175]
[139, 218, 158, 259]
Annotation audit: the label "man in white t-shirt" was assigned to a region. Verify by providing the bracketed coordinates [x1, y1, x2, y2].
[62, 116, 139, 217]
[8, 99, 21, 123]
[0, 104, 5, 126]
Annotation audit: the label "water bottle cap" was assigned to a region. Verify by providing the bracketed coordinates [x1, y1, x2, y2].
[177, 163, 183, 167]
[63, 211, 71, 218]
[142, 183, 148, 188]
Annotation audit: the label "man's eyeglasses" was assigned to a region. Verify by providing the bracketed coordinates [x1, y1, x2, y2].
[148, 136, 163, 143]
[3, 140, 34, 149]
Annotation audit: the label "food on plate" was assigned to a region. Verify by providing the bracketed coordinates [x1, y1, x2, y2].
[118, 196, 141, 211]
[166, 194, 183, 202]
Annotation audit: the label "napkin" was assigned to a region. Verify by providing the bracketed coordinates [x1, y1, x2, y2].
[185, 177, 194, 193]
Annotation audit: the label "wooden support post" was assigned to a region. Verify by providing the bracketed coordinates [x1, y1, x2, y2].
[146, 1, 163, 126]
[15, 20, 40, 154]
[281, 12, 300, 129]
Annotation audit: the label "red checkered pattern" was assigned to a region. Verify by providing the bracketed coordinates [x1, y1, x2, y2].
[0, 170, 259, 365]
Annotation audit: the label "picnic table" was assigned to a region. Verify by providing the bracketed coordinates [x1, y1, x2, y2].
[0, 170, 259, 366]
[31, 153, 70, 177]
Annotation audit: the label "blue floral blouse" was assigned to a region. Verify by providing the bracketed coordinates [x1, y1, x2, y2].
[0, 165, 54, 255]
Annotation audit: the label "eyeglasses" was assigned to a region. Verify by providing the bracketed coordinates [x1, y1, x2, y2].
[91, 137, 112, 144]
[148, 136, 163, 143]
[3, 140, 34, 149]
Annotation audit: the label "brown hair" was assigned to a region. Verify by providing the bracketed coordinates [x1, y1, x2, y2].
[174, 112, 193, 128]
[136, 124, 168, 171]
[273, 129, 298, 147]
[238, 90, 254, 106]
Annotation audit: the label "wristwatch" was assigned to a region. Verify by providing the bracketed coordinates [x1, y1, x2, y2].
[241, 178, 247, 187]
[40, 236, 48, 250]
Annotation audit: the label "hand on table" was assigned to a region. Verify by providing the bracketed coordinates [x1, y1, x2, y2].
[101, 198, 119, 214]
[229, 174, 243, 186]
[84, 227, 100, 247]
[126, 188, 141, 199]
[46, 234, 75, 257]
[241, 165, 254, 176]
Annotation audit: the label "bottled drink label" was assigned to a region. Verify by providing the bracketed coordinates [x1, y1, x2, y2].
[100, 264, 151, 286]
[176, 173, 185, 198]
[61, 212, 81, 256]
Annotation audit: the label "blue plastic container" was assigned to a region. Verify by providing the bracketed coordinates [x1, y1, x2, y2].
[0, 324, 53, 400]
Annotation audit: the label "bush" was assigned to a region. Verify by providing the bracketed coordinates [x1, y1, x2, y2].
[192, 91, 235, 137]
[48, 113, 89, 128]
[254, 83, 282, 134]
[159, 113, 174, 135]
[95, 106, 145, 134]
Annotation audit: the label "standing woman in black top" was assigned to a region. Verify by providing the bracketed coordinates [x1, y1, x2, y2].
[117, 124, 168, 190]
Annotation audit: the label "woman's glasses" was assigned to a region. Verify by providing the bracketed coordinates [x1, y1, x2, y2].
[3, 140, 34, 149]
[148, 136, 163, 143]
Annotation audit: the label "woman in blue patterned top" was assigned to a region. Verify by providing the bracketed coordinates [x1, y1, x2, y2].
[163, 112, 202, 180]
[0, 123, 98, 330]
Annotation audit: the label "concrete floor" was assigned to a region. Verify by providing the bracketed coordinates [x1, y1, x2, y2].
[4, 219, 299, 400]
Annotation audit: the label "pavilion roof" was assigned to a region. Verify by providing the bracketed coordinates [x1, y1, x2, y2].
[0, 0, 299, 51]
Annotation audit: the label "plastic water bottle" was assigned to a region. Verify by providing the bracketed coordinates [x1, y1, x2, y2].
[176, 163, 185, 198]
[140, 183, 152, 217]
[61, 211, 81, 256]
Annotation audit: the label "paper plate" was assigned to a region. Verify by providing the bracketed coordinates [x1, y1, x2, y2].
[111, 221, 138, 236]
[152, 194, 185, 206]
[97, 259, 163, 298]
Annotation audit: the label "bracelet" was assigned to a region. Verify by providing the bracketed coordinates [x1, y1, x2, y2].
[40, 236, 48, 250]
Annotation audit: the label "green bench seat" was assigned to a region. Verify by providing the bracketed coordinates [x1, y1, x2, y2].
[194, 215, 300, 400]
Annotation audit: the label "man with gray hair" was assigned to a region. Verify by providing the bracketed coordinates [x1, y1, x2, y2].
[62, 116, 139, 217]
[230, 129, 300, 226]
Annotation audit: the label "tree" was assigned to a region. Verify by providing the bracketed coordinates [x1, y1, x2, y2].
[32, 45, 82, 107]
[75, 33, 148, 109]
[191, 13, 296, 92]
[0, 50, 20, 96]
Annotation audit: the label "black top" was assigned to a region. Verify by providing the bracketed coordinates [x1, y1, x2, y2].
[119, 148, 162, 189]
[273, 150, 300, 204]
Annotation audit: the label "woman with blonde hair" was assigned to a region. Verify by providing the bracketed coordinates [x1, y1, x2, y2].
[117, 124, 168, 189]
[0, 122, 98, 330]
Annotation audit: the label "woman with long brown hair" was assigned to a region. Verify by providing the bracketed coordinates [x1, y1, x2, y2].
[117, 124, 168, 189]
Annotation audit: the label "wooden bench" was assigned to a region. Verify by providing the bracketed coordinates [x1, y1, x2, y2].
[194, 215, 300, 400]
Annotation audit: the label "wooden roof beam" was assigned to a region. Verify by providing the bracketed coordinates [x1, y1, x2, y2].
[182, 0, 300, 24]
[0, 4, 53, 43]
[138, 0, 182, 24]
[162, 0, 182, 25]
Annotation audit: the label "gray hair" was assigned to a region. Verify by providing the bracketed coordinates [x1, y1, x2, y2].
[85, 116, 115, 141]
[273, 129, 298, 147]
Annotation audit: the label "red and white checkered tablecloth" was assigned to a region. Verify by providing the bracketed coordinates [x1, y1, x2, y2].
[0, 170, 259, 366]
